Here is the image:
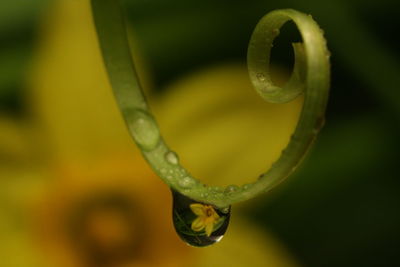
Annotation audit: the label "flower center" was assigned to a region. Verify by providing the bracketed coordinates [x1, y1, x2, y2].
[205, 206, 214, 217]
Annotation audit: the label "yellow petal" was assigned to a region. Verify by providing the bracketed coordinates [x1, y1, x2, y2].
[190, 203, 205, 216]
[191, 217, 205, 232]
[205, 223, 214, 237]
[204, 216, 216, 226]
[28, 0, 152, 162]
[212, 210, 220, 221]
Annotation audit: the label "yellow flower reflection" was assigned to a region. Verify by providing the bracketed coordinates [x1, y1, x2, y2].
[190, 203, 220, 236]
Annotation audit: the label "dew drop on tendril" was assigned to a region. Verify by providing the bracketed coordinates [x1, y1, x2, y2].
[224, 185, 239, 194]
[178, 177, 195, 189]
[128, 110, 160, 151]
[256, 73, 266, 82]
[171, 190, 231, 247]
[165, 151, 179, 165]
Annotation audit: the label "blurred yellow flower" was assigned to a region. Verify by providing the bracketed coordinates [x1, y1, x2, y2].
[0, 0, 303, 266]
[190, 203, 220, 236]
[34, 155, 190, 267]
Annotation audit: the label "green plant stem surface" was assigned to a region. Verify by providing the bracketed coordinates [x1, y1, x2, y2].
[91, 0, 330, 208]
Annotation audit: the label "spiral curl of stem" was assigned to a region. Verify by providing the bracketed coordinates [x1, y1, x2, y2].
[91, 0, 330, 208]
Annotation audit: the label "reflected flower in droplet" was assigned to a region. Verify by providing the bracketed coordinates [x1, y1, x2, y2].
[172, 191, 230, 247]
[190, 203, 220, 237]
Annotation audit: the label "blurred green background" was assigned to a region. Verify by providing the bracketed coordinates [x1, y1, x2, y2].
[1, 0, 399, 266]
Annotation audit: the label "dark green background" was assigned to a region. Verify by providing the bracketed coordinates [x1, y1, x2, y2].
[1, 0, 399, 266]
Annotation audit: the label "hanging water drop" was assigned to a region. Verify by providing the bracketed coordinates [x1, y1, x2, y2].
[171, 190, 231, 247]
[127, 109, 160, 151]
[165, 151, 179, 165]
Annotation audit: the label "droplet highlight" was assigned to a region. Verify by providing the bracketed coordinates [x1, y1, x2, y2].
[128, 109, 160, 151]
[224, 185, 239, 194]
[256, 73, 266, 82]
[179, 177, 195, 189]
[165, 151, 179, 165]
[200, 192, 208, 198]
[171, 190, 231, 247]
[242, 183, 253, 190]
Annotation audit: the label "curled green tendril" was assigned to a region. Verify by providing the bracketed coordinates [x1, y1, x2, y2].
[91, 0, 330, 208]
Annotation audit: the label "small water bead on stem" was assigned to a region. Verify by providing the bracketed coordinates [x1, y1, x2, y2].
[200, 192, 208, 198]
[165, 151, 179, 165]
[127, 109, 160, 151]
[220, 206, 231, 214]
[208, 186, 224, 194]
[256, 73, 266, 82]
[242, 183, 253, 190]
[178, 176, 196, 189]
[224, 185, 240, 195]
[171, 190, 231, 247]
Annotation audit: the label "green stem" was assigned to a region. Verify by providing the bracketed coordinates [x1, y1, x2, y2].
[90, 0, 330, 208]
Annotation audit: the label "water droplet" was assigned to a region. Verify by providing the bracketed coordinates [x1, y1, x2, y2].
[200, 192, 208, 198]
[165, 151, 179, 165]
[128, 109, 160, 151]
[171, 190, 230, 247]
[242, 183, 252, 190]
[221, 206, 231, 214]
[224, 185, 239, 194]
[179, 177, 195, 188]
[256, 73, 266, 82]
